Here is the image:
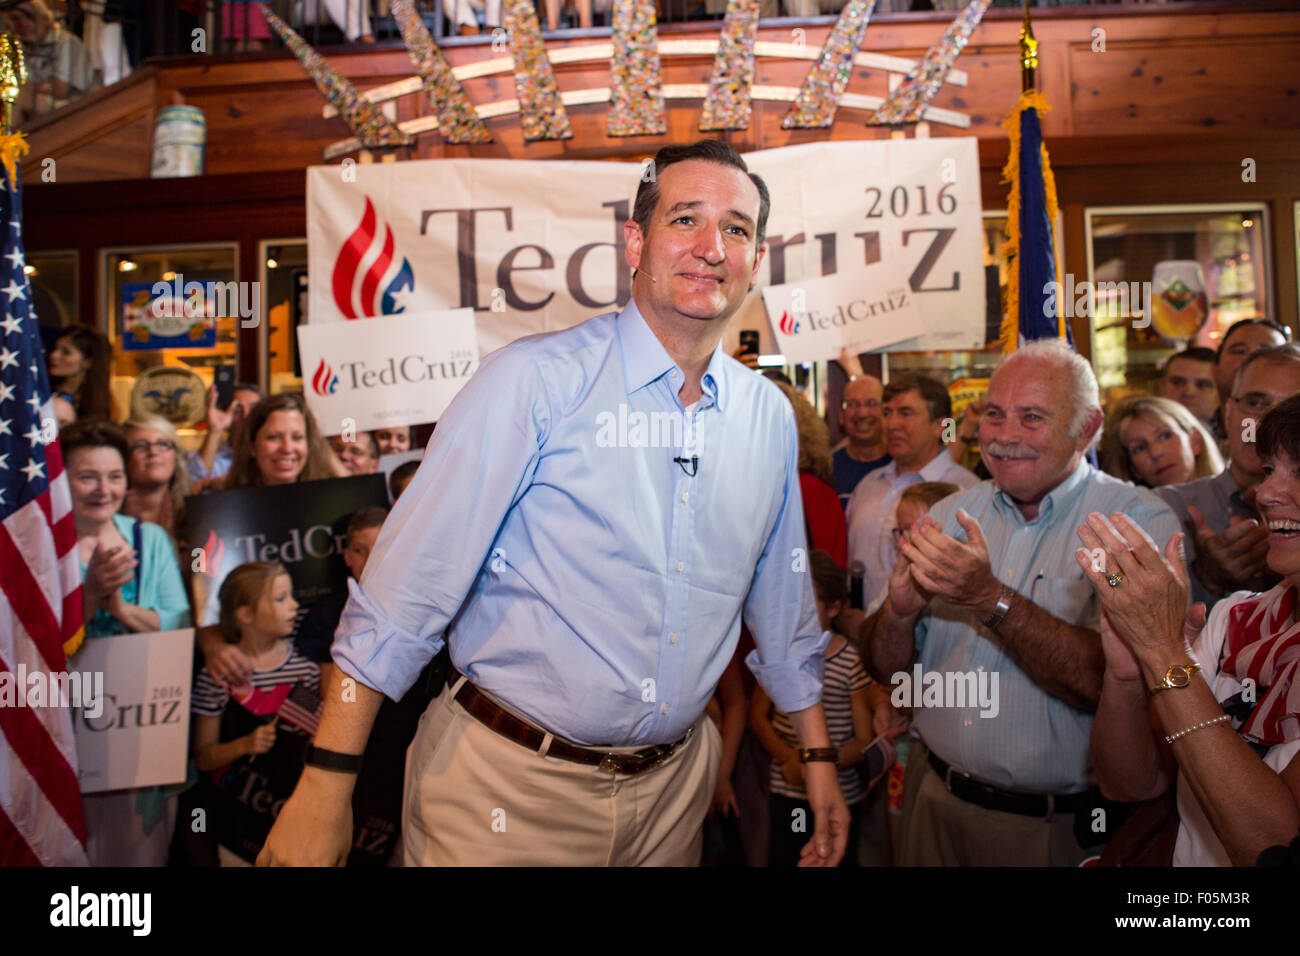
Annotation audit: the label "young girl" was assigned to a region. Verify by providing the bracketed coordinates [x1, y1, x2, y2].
[751, 550, 894, 867]
[192, 562, 320, 866]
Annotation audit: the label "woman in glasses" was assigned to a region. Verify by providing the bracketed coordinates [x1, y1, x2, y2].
[122, 415, 191, 542]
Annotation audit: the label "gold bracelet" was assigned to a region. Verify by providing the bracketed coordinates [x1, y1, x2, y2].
[1164, 713, 1231, 745]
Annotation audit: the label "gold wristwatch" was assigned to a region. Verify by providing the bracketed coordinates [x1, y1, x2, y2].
[1148, 662, 1201, 695]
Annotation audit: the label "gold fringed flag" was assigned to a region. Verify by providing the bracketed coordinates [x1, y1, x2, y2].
[608, 0, 666, 136]
[782, 0, 877, 130]
[258, 4, 410, 148]
[391, 0, 492, 144]
[867, 0, 989, 126]
[998, 88, 1066, 351]
[503, 0, 572, 141]
[698, 0, 759, 132]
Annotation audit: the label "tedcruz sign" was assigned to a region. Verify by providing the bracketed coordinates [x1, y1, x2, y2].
[297, 309, 479, 434]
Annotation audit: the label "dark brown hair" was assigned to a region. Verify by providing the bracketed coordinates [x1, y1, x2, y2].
[345, 506, 388, 546]
[226, 393, 336, 489]
[632, 140, 771, 247]
[59, 418, 131, 464]
[809, 549, 846, 608]
[883, 372, 952, 424]
[52, 326, 115, 422]
[1257, 393, 1300, 469]
[217, 561, 289, 643]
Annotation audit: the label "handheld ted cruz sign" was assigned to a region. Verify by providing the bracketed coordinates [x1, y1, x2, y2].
[296, 309, 479, 436]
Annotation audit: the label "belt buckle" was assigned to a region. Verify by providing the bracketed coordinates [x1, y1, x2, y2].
[598, 754, 619, 775]
[943, 763, 967, 794]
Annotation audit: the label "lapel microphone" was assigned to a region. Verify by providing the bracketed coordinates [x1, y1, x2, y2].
[634, 268, 658, 283]
[673, 455, 699, 477]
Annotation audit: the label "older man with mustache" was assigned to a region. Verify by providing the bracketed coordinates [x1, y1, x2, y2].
[839, 340, 1183, 866]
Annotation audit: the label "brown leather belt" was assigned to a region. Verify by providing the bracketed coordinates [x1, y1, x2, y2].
[449, 668, 692, 776]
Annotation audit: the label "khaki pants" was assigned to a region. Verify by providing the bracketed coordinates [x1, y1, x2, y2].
[402, 680, 722, 866]
[899, 740, 1091, 867]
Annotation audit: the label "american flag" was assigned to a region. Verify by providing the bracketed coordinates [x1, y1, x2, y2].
[277, 680, 322, 737]
[0, 153, 88, 866]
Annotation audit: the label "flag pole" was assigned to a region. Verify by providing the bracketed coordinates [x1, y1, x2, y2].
[1020, 0, 1038, 94]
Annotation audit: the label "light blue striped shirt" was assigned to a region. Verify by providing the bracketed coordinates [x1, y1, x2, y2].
[332, 300, 828, 746]
[910, 459, 1182, 793]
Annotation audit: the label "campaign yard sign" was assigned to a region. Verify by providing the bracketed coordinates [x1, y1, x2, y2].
[71, 629, 194, 793]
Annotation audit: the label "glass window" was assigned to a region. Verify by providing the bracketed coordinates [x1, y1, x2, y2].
[1085, 205, 1271, 400]
[101, 244, 240, 433]
[26, 249, 77, 335]
[258, 240, 308, 395]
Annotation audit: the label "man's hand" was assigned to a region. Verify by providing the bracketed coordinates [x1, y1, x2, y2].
[887, 534, 930, 619]
[731, 347, 759, 370]
[257, 769, 354, 866]
[797, 761, 850, 867]
[898, 510, 1001, 616]
[1189, 505, 1269, 593]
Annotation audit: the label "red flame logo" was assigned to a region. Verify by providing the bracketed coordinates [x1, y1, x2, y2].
[311, 359, 340, 396]
[199, 529, 226, 577]
[332, 197, 399, 319]
[778, 310, 799, 336]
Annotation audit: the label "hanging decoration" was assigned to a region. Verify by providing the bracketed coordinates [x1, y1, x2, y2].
[782, 0, 877, 129]
[390, 0, 492, 144]
[698, 0, 760, 132]
[257, 4, 410, 148]
[607, 0, 666, 136]
[867, 0, 990, 126]
[503, 0, 573, 141]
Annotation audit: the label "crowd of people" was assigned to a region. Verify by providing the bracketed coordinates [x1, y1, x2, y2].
[45, 307, 1300, 869]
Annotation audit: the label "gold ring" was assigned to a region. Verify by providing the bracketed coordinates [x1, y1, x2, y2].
[1106, 572, 1125, 588]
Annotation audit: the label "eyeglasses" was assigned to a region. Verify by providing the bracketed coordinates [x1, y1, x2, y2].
[842, 400, 880, 411]
[129, 440, 174, 455]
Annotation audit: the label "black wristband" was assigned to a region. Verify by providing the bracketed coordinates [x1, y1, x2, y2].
[305, 745, 363, 774]
[797, 747, 839, 764]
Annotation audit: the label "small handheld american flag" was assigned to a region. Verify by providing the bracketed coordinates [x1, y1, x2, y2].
[277, 679, 323, 737]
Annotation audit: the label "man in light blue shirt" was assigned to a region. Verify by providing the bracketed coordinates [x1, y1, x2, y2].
[842, 340, 1181, 866]
[260, 141, 849, 867]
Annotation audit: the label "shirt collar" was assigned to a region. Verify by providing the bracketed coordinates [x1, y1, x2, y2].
[1214, 467, 1245, 503]
[616, 298, 729, 412]
[993, 456, 1092, 525]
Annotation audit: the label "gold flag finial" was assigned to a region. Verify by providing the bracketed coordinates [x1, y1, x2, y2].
[1019, 0, 1038, 93]
[0, 33, 26, 133]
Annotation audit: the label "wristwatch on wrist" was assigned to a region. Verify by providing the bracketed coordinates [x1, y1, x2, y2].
[305, 745, 364, 774]
[797, 747, 839, 764]
[980, 584, 1014, 631]
[1148, 662, 1201, 695]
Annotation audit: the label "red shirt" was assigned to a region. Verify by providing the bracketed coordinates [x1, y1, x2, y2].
[799, 472, 848, 569]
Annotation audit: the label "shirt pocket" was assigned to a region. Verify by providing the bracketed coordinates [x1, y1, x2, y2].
[1029, 574, 1099, 631]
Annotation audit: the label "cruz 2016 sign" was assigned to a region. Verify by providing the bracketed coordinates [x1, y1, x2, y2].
[307, 139, 985, 357]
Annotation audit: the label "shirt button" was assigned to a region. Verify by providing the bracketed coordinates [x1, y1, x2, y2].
[676, 561, 684, 572]
[681, 492, 689, 502]
[670, 633, 679, 644]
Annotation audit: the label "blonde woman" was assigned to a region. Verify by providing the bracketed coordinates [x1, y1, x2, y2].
[122, 415, 190, 540]
[1103, 395, 1224, 489]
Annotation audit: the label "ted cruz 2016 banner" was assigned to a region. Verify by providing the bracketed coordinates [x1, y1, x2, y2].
[297, 308, 478, 437]
[185, 474, 390, 629]
[307, 139, 984, 357]
[71, 629, 194, 793]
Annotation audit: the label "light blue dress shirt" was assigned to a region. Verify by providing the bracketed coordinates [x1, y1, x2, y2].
[910, 459, 1182, 793]
[332, 301, 828, 746]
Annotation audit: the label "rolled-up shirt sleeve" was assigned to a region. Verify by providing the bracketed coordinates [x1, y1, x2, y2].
[742, 403, 829, 714]
[332, 346, 552, 700]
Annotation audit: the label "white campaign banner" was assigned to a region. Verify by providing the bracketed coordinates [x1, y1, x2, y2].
[296, 308, 479, 436]
[71, 629, 193, 794]
[307, 139, 984, 357]
[761, 258, 927, 364]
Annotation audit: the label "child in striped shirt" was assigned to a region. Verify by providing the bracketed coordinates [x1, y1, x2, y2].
[751, 550, 890, 867]
[192, 561, 320, 866]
